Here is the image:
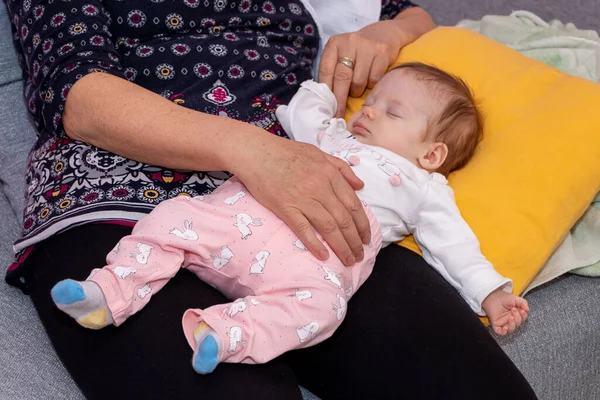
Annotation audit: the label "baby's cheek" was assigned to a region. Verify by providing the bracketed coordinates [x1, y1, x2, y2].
[347, 113, 357, 127]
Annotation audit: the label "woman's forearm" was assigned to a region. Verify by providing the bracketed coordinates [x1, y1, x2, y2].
[392, 6, 436, 47]
[62, 72, 269, 173]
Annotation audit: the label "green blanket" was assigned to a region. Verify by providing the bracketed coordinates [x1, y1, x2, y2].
[457, 11, 600, 288]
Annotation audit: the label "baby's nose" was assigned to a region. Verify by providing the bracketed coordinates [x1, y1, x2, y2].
[362, 106, 376, 119]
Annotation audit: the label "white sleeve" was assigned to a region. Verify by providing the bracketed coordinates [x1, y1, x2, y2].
[275, 80, 337, 146]
[409, 181, 513, 315]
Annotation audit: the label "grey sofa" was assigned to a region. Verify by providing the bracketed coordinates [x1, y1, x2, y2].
[1, 1, 599, 399]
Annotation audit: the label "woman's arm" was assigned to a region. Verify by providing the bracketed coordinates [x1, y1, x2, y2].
[318, 4, 436, 117]
[63, 72, 263, 172]
[63, 72, 371, 267]
[5, 0, 124, 135]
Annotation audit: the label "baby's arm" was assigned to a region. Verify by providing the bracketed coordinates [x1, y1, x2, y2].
[275, 80, 338, 146]
[410, 181, 515, 316]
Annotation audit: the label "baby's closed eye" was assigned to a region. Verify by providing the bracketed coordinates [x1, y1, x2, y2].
[386, 108, 403, 118]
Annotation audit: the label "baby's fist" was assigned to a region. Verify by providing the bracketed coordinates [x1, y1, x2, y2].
[482, 289, 529, 336]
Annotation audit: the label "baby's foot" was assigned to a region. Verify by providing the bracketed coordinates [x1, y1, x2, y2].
[192, 321, 221, 374]
[51, 279, 113, 329]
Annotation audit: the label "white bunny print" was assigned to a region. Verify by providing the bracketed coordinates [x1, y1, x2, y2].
[130, 242, 153, 265]
[377, 159, 402, 187]
[234, 213, 263, 240]
[292, 239, 307, 251]
[332, 294, 347, 321]
[137, 284, 152, 299]
[296, 322, 319, 343]
[332, 148, 362, 166]
[249, 250, 270, 274]
[227, 326, 246, 353]
[211, 246, 235, 271]
[322, 266, 343, 289]
[293, 289, 313, 301]
[222, 299, 247, 318]
[223, 190, 246, 205]
[250, 298, 261, 306]
[345, 286, 354, 300]
[112, 266, 137, 279]
[169, 219, 199, 240]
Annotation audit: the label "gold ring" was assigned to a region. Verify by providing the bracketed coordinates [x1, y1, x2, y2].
[338, 56, 355, 70]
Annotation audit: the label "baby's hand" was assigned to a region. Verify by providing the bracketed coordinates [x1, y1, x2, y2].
[481, 289, 529, 336]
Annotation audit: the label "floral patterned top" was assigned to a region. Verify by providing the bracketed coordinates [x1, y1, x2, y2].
[4, 0, 416, 288]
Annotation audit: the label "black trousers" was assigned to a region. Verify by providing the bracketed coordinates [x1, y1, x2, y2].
[24, 224, 537, 400]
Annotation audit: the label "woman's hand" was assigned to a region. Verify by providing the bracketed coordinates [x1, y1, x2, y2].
[230, 134, 371, 267]
[318, 7, 435, 117]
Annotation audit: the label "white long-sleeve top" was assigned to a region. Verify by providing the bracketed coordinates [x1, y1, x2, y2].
[275, 80, 512, 315]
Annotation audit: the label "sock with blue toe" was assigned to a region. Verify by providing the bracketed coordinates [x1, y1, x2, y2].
[192, 322, 221, 374]
[51, 279, 113, 329]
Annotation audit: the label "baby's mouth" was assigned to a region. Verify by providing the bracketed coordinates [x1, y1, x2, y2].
[352, 121, 370, 137]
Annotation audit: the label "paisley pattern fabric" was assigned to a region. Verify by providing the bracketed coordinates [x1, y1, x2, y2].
[4, 0, 416, 286]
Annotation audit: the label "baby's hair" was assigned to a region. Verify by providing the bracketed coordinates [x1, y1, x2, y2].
[391, 62, 483, 176]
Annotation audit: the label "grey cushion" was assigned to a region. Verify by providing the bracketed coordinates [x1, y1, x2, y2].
[498, 275, 600, 399]
[0, 3, 35, 218]
[0, 3, 82, 399]
[0, 79, 35, 217]
[0, 191, 83, 399]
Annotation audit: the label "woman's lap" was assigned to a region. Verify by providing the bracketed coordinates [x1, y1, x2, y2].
[24, 224, 302, 400]
[288, 244, 537, 399]
[24, 224, 536, 399]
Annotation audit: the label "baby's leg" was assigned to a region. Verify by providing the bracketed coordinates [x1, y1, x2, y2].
[182, 270, 350, 374]
[179, 179, 378, 374]
[51, 196, 209, 329]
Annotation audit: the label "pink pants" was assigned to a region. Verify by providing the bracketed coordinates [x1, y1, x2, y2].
[89, 178, 382, 365]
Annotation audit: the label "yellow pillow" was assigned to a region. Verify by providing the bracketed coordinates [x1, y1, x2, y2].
[346, 27, 600, 295]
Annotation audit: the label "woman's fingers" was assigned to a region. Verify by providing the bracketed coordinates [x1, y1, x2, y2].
[331, 53, 356, 117]
[302, 158, 369, 265]
[327, 155, 370, 244]
[318, 35, 357, 117]
[324, 178, 366, 263]
[284, 162, 368, 265]
[280, 205, 328, 261]
[318, 38, 339, 90]
[368, 53, 390, 89]
[349, 49, 374, 98]
[326, 153, 364, 190]
[302, 198, 358, 267]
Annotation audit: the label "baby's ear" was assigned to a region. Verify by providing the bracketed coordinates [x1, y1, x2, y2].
[418, 142, 448, 172]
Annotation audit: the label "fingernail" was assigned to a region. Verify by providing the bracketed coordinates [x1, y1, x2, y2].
[356, 250, 364, 262]
[320, 250, 330, 261]
[346, 255, 355, 266]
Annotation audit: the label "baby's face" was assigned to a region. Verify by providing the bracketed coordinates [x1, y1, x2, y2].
[348, 69, 436, 165]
